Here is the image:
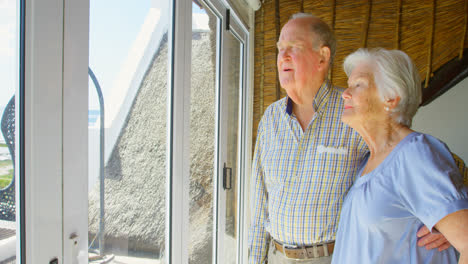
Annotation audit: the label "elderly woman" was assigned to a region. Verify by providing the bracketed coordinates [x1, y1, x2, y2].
[331, 48, 468, 264]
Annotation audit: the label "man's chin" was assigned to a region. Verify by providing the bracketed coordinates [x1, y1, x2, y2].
[280, 83, 294, 92]
[286, 95, 302, 105]
[279, 78, 293, 87]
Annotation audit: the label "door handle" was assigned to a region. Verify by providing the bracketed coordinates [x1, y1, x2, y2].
[223, 163, 232, 190]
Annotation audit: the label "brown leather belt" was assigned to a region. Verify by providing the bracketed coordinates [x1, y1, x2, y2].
[273, 239, 334, 259]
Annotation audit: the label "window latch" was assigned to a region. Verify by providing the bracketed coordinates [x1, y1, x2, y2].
[223, 163, 232, 190]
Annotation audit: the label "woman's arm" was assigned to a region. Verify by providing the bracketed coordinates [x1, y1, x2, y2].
[434, 209, 468, 264]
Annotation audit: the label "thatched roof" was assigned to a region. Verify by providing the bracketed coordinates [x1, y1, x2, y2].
[89, 35, 169, 254]
[89, 27, 217, 262]
[253, 0, 468, 141]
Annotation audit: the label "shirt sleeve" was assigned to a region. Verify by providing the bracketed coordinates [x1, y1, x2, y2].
[397, 134, 468, 231]
[248, 118, 270, 264]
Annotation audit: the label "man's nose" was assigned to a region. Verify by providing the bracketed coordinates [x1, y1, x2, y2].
[278, 48, 290, 60]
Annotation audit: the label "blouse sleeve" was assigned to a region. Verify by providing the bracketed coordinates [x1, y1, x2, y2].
[396, 134, 468, 231]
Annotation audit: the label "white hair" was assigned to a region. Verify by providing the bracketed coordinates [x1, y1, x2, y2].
[343, 48, 422, 127]
[289, 13, 337, 67]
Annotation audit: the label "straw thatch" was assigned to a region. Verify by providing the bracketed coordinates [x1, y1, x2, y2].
[453, 153, 468, 185]
[89, 27, 218, 263]
[253, 0, 468, 141]
[89, 35, 169, 256]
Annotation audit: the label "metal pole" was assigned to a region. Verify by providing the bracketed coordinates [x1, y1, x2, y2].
[88, 67, 105, 256]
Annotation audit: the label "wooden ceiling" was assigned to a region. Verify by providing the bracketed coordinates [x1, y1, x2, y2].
[252, 0, 468, 140]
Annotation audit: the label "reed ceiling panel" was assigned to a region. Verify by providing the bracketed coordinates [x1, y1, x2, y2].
[253, 0, 468, 140]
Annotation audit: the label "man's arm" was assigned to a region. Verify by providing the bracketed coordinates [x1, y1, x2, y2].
[248, 124, 270, 264]
[417, 225, 450, 251]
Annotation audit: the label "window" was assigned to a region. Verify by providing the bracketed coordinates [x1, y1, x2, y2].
[21, 0, 251, 262]
[188, 2, 217, 263]
[0, 0, 20, 262]
[88, 1, 169, 262]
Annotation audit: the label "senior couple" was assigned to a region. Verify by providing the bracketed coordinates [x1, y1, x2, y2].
[249, 13, 468, 264]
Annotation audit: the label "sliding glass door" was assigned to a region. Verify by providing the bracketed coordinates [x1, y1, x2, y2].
[21, 0, 250, 263]
[217, 13, 248, 264]
[188, 2, 217, 263]
[88, 1, 170, 262]
[0, 0, 20, 262]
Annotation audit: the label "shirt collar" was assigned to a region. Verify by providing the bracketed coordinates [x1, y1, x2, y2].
[285, 80, 331, 116]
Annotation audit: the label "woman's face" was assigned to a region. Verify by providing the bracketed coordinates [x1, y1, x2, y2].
[341, 63, 386, 128]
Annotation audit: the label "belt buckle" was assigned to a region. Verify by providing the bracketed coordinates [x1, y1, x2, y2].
[280, 243, 296, 259]
[281, 242, 297, 253]
[282, 243, 309, 260]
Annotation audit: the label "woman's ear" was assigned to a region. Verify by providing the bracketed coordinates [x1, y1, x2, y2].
[386, 96, 400, 110]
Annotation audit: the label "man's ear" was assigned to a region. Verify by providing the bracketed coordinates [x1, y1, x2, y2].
[319, 45, 331, 68]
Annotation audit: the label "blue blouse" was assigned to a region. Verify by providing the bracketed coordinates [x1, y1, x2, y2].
[332, 132, 468, 264]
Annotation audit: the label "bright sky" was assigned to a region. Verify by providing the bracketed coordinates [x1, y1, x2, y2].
[90, 1, 204, 109]
[89, 0, 151, 109]
[0, 0, 206, 110]
[89, 1, 205, 109]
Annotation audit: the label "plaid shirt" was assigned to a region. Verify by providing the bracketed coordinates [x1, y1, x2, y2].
[248, 81, 368, 264]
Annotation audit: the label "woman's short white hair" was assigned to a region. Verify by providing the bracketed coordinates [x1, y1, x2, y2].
[343, 48, 422, 127]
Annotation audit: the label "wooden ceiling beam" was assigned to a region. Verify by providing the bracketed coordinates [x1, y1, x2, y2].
[421, 48, 468, 106]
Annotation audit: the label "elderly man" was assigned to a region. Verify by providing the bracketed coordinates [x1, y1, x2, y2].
[248, 13, 448, 264]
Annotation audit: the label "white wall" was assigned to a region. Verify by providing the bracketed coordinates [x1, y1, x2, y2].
[412, 77, 468, 163]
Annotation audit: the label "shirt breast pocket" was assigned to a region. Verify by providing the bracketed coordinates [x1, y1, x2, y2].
[315, 145, 349, 170]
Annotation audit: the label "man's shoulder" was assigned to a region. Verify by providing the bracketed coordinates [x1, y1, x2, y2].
[262, 97, 287, 118]
[319, 84, 345, 110]
[266, 97, 287, 110]
[329, 84, 346, 99]
[256, 98, 287, 141]
[330, 84, 346, 93]
[256, 97, 287, 133]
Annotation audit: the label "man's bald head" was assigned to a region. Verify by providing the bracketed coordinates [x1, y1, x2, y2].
[288, 13, 336, 67]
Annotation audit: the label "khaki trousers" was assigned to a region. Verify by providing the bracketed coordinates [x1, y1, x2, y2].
[267, 240, 332, 264]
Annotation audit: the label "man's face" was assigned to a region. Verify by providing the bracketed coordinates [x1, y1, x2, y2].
[277, 18, 324, 105]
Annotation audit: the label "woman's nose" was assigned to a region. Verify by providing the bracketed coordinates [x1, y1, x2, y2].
[342, 88, 351, 100]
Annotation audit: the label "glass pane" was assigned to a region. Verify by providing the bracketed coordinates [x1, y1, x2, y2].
[0, 0, 19, 262]
[88, 1, 170, 262]
[188, 2, 218, 264]
[223, 32, 241, 264]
